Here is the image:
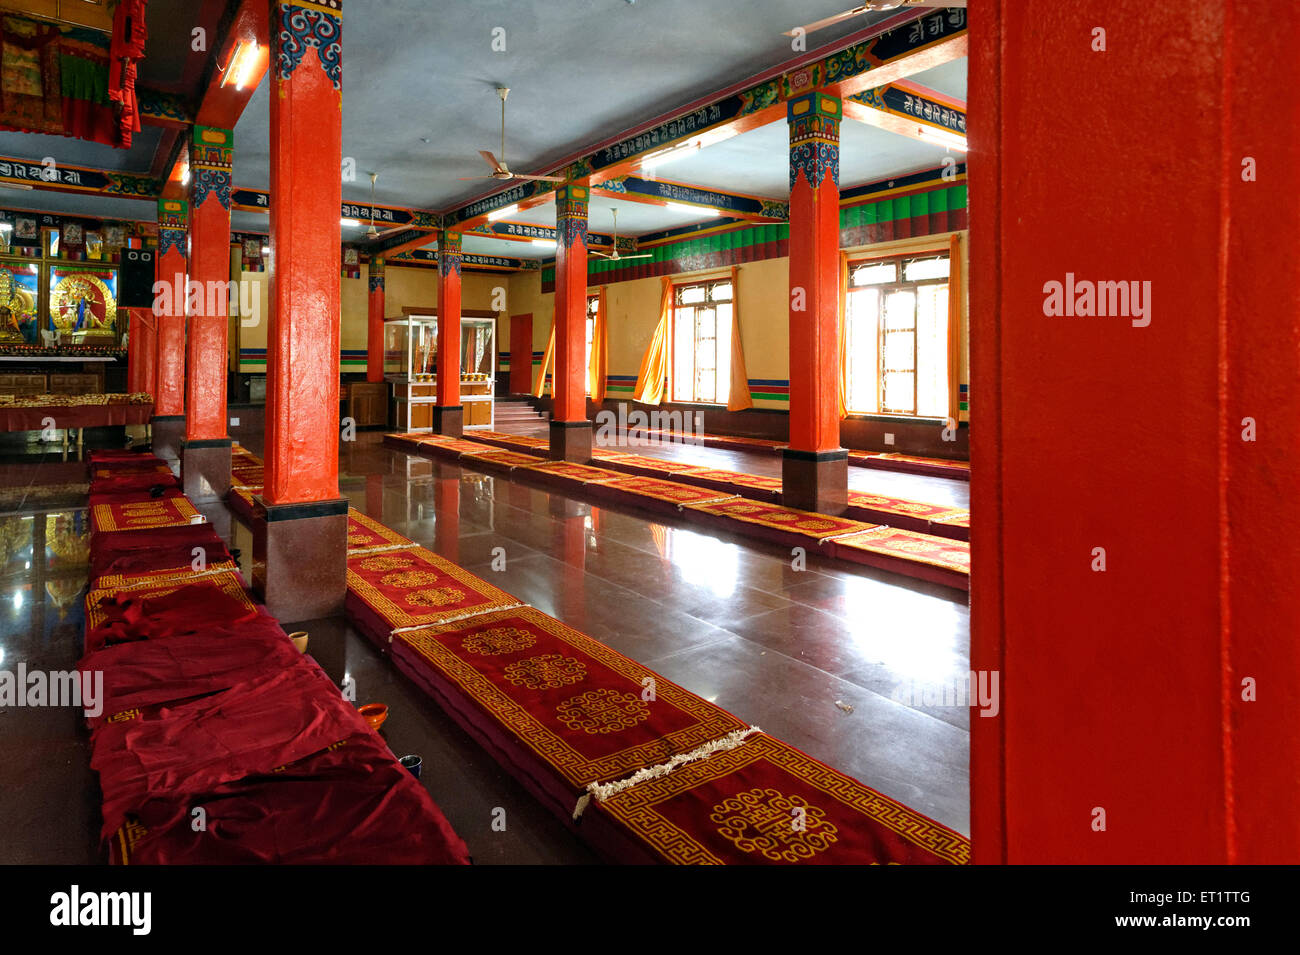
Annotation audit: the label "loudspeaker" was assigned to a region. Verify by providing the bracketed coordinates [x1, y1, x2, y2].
[118, 248, 155, 308]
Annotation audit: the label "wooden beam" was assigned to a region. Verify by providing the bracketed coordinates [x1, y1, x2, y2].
[591, 176, 787, 222]
[842, 80, 967, 150]
[195, 0, 271, 130]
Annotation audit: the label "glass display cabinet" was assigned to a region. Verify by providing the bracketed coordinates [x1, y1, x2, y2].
[385, 311, 496, 432]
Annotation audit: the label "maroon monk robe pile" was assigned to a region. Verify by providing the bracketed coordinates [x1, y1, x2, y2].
[81, 466, 471, 865]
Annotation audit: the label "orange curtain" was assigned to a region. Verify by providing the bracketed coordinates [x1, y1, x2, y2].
[727, 266, 753, 411]
[837, 251, 849, 419]
[633, 278, 673, 405]
[589, 287, 608, 403]
[533, 322, 556, 398]
[946, 233, 963, 426]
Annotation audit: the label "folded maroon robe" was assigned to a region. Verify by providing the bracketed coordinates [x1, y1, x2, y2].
[83, 576, 267, 653]
[106, 731, 470, 865]
[79, 618, 297, 729]
[88, 523, 232, 582]
[92, 659, 364, 839]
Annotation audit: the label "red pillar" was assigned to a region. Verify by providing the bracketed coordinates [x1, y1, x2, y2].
[366, 255, 385, 383]
[152, 198, 188, 459]
[129, 308, 156, 400]
[549, 182, 593, 462]
[433, 230, 462, 435]
[181, 125, 234, 500]
[969, 0, 1300, 863]
[781, 91, 846, 514]
[254, 0, 346, 622]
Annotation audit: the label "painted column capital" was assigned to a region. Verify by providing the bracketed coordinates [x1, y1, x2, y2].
[189, 125, 233, 210]
[368, 254, 385, 291]
[273, 0, 343, 91]
[438, 231, 462, 276]
[555, 183, 590, 250]
[788, 90, 841, 193]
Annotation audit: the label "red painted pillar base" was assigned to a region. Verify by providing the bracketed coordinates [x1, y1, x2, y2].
[783, 91, 846, 514]
[549, 183, 593, 463]
[253, 0, 347, 622]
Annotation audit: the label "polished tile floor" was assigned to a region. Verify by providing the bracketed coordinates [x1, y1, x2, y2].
[0, 426, 970, 864]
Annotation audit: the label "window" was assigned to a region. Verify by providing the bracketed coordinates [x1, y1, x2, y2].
[845, 251, 951, 417]
[585, 294, 598, 395]
[671, 279, 732, 404]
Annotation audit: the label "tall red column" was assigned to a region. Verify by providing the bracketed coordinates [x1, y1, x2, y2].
[432, 230, 462, 435]
[254, 0, 346, 621]
[969, 0, 1300, 863]
[549, 182, 592, 462]
[366, 255, 385, 383]
[781, 91, 846, 514]
[152, 198, 188, 459]
[129, 308, 156, 399]
[181, 125, 234, 500]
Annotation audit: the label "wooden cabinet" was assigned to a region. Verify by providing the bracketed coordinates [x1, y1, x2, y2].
[0, 374, 47, 395]
[347, 381, 389, 428]
[48, 373, 100, 395]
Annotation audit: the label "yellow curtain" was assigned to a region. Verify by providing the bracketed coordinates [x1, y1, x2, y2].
[533, 322, 556, 398]
[633, 278, 673, 405]
[589, 287, 608, 403]
[727, 266, 753, 411]
[838, 250, 849, 419]
[946, 232, 963, 426]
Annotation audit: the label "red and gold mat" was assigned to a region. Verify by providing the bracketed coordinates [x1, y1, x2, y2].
[598, 475, 739, 509]
[849, 450, 971, 480]
[391, 606, 748, 791]
[586, 732, 969, 865]
[591, 449, 637, 464]
[459, 448, 544, 470]
[831, 527, 971, 577]
[228, 484, 260, 520]
[469, 429, 551, 449]
[517, 460, 621, 485]
[611, 454, 712, 476]
[347, 508, 413, 554]
[231, 465, 264, 485]
[688, 467, 784, 501]
[93, 560, 242, 591]
[91, 495, 201, 534]
[684, 498, 874, 544]
[346, 545, 522, 631]
[91, 463, 173, 481]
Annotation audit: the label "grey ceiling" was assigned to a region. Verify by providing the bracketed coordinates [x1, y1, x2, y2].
[232, 0, 899, 212]
[1, 1, 967, 242]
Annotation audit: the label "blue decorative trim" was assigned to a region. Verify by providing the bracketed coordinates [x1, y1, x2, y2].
[439, 252, 461, 278]
[192, 168, 231, 210]
[158, 228, 187, 257]
[276, 4, 343, 91]
[789, 114, 840, 192]
[558, 215, 588, 249]
[368, 276, 384, 292]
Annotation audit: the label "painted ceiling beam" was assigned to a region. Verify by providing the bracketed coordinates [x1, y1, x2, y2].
[138, 88, 193, 129]
[447, 6, 966, 226]
[842, 79, 967, 150]
[592, 176, 788, 222]
[0, 155, 157, 199]
[193, 0, 271, 130]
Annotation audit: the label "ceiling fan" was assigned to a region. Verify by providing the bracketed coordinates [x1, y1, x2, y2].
[460, 87, 567, 184]
[588, 209, 652, 262]
[784, 0, 964, 37]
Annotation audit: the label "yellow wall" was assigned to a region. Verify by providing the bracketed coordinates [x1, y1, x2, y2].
[234, 263, 507, 373]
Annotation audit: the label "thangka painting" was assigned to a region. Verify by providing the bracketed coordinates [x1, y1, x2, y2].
[0, 261, 40, 343]
[49, 266, 118, 336]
